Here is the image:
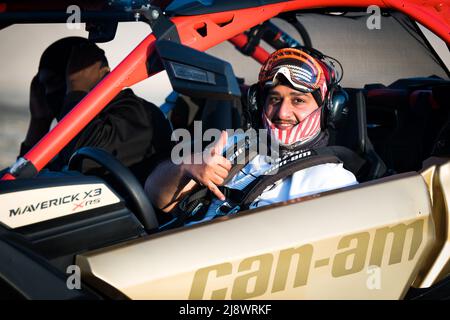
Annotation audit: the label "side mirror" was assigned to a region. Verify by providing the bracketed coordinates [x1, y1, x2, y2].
[154, 40, 241, 100]
[87, 21, 118, 43]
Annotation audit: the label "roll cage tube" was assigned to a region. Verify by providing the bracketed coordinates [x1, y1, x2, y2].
[229, 33, 270, 64]
[229, 19, 313, 65]
[2, 0, 449, 180]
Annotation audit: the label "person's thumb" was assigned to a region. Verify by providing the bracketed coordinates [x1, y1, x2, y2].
[212, 130, 228, 156]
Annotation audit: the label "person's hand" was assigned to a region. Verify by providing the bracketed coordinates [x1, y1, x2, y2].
[182, 131, 231, 201]
[66, 44, 109, 93]
[29, 75, 52, 120]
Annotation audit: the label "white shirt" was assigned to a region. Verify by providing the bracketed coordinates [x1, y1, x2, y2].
[186, 143, 358, 226]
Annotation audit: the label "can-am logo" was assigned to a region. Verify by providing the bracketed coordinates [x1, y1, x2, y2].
[189, 219, 424, 299]
[9, 188, 102, 217]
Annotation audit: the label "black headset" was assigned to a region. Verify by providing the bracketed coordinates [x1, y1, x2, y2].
[244, 46, 347, 132]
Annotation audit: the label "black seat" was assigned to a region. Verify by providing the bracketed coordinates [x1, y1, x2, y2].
[362, 80, 450, 172]
[329, 88, 388, 181]
[431, 85, 450, 158]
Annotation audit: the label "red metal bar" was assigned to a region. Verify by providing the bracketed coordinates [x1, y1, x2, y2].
[385, 0, 450, 44]
[229, 33, 270, 64]
[1, 173, 15, 180]
[2, 0, 449, 180]
[171, 2, 288, 51]
[252, 45, 271, 64]
[281, 0, 450, 44]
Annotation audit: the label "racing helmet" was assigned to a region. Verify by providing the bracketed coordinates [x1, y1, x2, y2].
[259, 48, 329, 108]
[247, 47, 343, 149]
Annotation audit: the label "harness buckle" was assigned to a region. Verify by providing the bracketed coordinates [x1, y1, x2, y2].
[216, 201, 241, 216]
[190, 203, 204, 216]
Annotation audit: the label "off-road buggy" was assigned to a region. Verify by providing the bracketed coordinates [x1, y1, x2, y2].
[0, 0, 449, 300]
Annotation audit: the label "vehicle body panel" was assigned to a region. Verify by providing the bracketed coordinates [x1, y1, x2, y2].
[418, 160, 450, 287]
[77, 170, 440, 299]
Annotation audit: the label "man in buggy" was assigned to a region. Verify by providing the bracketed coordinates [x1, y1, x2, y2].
[146, 47, 359, 226]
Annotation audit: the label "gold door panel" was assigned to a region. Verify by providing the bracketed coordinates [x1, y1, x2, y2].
[77, 171, 438, 299]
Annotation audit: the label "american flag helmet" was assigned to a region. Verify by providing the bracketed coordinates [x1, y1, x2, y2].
[258, 48, 330, 147]
[258, 48, 328, 107]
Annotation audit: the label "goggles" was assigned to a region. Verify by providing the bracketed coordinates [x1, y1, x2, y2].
[259, 48, 328, 106]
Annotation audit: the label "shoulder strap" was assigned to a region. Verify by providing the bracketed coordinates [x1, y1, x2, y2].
[238, 153, 341, 209]
[237, 146, 366, 209]
[322, 145, 366, 179]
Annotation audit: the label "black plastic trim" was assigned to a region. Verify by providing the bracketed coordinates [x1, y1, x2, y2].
[405, 275, 450, 300]
[0, 227, 101, 299]
[142, 7, 180, 43]
[156, 40, 241, 100]
[165, 0, 289, 16]
[16, 205, 145, 260]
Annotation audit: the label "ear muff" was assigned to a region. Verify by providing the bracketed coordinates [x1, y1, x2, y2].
[326, 86, 349, 130]
[244, 83, 262, 130]
[320, 85, 334, 129]
[311, 53, 342, 130]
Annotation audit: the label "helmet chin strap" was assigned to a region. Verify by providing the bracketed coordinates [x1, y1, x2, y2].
[262, 107, 322, 147]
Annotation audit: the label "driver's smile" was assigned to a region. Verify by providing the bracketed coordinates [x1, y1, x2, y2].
[272, 120, 298, 130]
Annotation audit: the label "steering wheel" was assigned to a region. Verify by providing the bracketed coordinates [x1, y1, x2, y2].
[68, 147, 159, 231]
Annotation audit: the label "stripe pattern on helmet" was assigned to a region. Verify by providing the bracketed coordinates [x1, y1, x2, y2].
[262, 108, 321, 146]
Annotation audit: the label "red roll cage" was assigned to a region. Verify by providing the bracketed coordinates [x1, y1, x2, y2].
[1, 0, 449, 180]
